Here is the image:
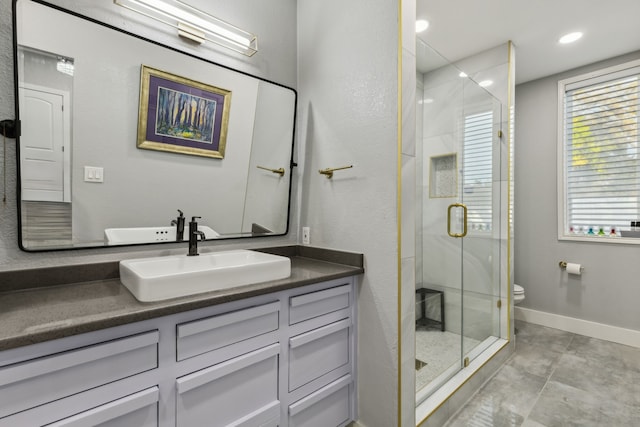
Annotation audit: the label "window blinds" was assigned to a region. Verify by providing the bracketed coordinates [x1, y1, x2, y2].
[564, 69, 639, 233]
[463, 110, 493, 231]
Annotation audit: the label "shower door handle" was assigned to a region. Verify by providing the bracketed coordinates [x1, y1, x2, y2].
[447, 203, 468, 238]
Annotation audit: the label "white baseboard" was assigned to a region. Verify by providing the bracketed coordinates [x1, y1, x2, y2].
[515, 306, 640, 349]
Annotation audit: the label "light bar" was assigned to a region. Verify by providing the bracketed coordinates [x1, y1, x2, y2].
[114, 0, 258, 56]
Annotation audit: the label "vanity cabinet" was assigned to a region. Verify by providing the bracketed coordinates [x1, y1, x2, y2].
[0, 332, 160, 427]
[46, 387, 160, 427]
[176, 343, 281, 427]
[0, 277, 357, 427]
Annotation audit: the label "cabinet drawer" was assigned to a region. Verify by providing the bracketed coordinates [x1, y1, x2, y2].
[46, 387, 159, 427]
[289, 284, 350, 325]
[289, 375, 352, 427]
[177, 302, 279, 361]
[176, 343, 280, 427]
[0, 331, 158, 419]
[289, 319, 350, 392]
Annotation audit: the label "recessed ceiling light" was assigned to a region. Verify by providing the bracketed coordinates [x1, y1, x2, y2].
[416, 20, 429, 33]
[479, 80, 493, 87]
[459, 71, 468, 78]
[559, 32, 583, 44]
[422, 98, 434, 104]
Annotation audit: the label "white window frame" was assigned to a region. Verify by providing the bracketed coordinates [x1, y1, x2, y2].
[557, 58, 640, 244]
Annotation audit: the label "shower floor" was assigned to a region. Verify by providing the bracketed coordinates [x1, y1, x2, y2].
[415, 329, 481, 392]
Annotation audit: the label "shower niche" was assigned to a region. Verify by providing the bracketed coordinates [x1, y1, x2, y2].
[429, 154, 457, 199]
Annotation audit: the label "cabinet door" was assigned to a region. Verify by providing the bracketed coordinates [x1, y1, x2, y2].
[289, 319, 350, 391]
[289, 375, 352, 427]
[176, 343, 280, 427]
[45, 387, 159, 427]
[0, 331, 158, 418]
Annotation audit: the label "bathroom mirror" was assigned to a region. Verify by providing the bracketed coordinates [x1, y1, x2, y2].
[14, 0, 296, 251]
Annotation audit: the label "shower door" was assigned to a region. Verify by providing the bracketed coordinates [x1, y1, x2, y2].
[415, 39, 503, 402]
[459, 79, 502, 367]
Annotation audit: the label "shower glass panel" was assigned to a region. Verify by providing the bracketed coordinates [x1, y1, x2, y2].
[415, 39, 503, 403]
[460, 78, 502, 364]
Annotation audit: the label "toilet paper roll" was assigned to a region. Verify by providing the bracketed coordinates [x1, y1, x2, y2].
[566, 262, 582, 275]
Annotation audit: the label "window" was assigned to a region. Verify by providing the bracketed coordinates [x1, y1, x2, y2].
[558, 60, 640, 241]
[463, 110, 493, 232]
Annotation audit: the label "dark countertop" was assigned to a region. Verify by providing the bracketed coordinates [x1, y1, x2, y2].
[0, 246, 364, 351]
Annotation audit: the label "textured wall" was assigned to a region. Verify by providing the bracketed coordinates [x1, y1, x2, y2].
[515, 50, 640, 331]
[0, 0, 298, 271]
[297, 0, 400, 426]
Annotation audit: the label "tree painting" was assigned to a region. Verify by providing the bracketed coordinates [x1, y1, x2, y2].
[155, 87, 217, 144]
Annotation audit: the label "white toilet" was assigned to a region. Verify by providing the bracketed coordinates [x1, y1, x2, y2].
[513, 284, 525, 305]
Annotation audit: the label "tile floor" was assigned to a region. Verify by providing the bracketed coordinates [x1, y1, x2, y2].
[444, 320, 640, 426]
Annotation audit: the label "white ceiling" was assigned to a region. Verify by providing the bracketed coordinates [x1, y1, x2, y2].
[416, 0, 640, 84]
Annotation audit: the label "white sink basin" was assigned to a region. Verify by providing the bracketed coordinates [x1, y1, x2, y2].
[105, 225, 219, 245]
[119, 250, 291, 302]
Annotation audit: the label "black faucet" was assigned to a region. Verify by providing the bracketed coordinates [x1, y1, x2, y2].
[171, 209, 185, 241]
[187, 216, 206, 256]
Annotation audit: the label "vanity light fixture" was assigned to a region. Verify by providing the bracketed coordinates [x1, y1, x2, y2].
[113, 0, 258, 56]
[416, 19, 429, 33]
[559, 31, 583, 44]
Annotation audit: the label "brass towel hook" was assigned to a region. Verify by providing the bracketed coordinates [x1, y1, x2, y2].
[319, 165, 353, 179]
[256, 165, 285, 177]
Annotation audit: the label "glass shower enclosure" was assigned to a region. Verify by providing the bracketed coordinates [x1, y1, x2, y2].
[415, 39, 505, 403]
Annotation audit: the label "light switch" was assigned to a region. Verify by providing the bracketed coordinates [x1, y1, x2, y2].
[84, 166, 104, 183]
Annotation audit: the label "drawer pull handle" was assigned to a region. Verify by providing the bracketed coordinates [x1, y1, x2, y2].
[46, 387, 159, 427]
[289, 318, 350, 349]
[289, 375, 351, 416]
[226, 400, 280, 427]
[290, 285, 350, 308]
[0, 331, 159, 387]
[178, 302, 279, 338]
[176, 343, 279, 394]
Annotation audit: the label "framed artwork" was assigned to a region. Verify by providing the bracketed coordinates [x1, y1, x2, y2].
[137, 65, 231, 158]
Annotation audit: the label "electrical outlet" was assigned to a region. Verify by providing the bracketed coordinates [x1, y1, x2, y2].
[302, 226, 310, 245]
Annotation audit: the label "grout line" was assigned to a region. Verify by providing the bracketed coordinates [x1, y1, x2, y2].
[521, 328, 576, 425]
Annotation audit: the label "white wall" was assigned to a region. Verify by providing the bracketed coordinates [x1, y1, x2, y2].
[297, 0, 400, 425]
[0, 0, 298, 270]
[515, 50, 640, 331]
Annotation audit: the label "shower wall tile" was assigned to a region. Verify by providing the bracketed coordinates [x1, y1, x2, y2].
[500, 120, 510, 181]
[422, 82, 463, 139]
[402, 155, 416, 258]
[402, 48, 416, 157]
[402, 0, 416, 56]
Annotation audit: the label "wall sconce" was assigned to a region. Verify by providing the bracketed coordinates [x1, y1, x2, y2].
[113, 0, 258, 57]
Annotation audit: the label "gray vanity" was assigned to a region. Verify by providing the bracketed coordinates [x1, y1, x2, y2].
[0, 246, 363, 427]
[4, 2, 363, 425]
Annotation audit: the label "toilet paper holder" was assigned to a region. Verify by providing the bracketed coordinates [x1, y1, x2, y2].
[559, 261, 584, 272]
